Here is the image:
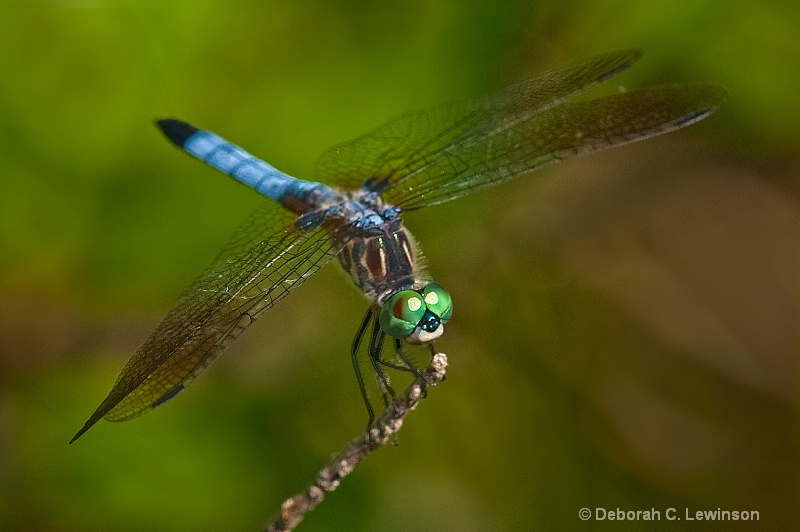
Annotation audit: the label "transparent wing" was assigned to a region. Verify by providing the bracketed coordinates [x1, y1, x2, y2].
[386, 84, 727, 209]
[71, 202, 343, 442]
[315, 49, 643, 191]
[315, 50, 725, 211]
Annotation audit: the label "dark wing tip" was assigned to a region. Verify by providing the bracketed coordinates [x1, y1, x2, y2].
[595, 48, 644, 83]
[152, 384, 185, 408]
[156, 118, 199, 148]
[671, 105, 719, 129]
[676, 84, 728, 126]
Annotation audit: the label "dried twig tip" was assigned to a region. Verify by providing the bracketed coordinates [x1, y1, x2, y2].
[263, 351, 449, 531]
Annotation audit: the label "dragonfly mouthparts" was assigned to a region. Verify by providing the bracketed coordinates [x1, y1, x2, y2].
[406, 323, 445, 345]
[404, 310, 445, 345]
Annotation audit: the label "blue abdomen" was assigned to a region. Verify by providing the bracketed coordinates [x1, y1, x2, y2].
[156, 119, 324, 209]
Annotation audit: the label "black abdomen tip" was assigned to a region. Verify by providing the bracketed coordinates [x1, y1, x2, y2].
[156, 119, 199, 148]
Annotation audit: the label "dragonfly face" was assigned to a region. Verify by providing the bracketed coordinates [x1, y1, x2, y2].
[71, 49, 726, 443]
[379, 283, 453, 343]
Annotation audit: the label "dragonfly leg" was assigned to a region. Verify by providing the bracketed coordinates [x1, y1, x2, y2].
[373, 339, 417, 374]
[390, 339, 423, 378]
[351, 307, 435, 428]
[367, 317, 396, 407]
[351, 307, 375, 427]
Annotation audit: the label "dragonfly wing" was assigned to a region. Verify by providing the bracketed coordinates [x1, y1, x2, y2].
[71, 202, 342, 442]
[385, 83, 727, 209]
[315, 49, 643, 191]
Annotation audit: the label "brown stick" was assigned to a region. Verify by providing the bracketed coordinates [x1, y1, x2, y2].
[263, 353, 448, 532]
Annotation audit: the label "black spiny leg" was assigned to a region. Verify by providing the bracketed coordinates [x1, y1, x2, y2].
[367, 313, 396, 409]
[351, 307, 437, 429]
[386, 338, 423, 379]
[374, 339, 417, 374]
[351, 307, 375, 427]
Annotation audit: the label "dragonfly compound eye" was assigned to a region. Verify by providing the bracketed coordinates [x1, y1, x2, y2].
[379, 290, 427, 338]
[422, 283, 452, 322]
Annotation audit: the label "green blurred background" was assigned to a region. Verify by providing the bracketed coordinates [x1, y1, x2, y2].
[1, 1, 798, 530]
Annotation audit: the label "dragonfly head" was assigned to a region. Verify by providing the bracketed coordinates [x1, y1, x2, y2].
[379, 282, 452, 344]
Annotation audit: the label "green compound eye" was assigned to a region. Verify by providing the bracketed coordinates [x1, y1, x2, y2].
[379, 290, 427, 338]
[422, 283, 452, 322]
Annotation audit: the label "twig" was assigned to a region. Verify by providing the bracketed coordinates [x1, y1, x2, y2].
[264, 352, 448, 532]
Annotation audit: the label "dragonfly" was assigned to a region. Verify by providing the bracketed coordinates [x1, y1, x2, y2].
[71, 49, 725, 443]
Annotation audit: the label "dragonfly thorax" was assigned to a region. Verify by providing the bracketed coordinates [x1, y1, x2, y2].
[330, 190, 453, 343]
[322, 186, 419, 301]
[336, 217, 422, 302]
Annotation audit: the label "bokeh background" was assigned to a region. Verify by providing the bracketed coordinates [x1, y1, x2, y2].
[1, 1, 798, 531]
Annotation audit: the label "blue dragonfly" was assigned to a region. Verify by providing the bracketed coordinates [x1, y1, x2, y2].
[71, 50, 725, 442]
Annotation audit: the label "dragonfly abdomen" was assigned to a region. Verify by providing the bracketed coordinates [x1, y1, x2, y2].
[156, 119, 324, 211]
